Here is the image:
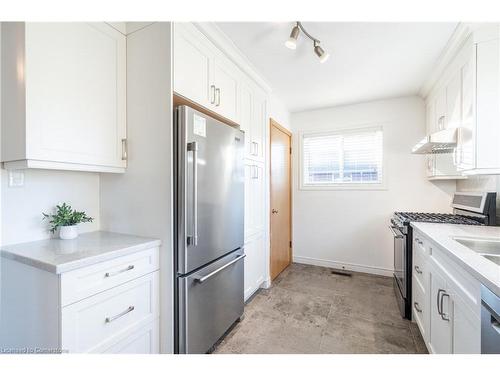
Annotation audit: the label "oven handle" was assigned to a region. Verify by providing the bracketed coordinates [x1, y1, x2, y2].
[389, 226, 404, 239]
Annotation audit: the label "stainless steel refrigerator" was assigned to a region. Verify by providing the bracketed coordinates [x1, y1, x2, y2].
[174, 105, 245, 354]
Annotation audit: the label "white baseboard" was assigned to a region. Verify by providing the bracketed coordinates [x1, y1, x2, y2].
[293, 255, 394, 277]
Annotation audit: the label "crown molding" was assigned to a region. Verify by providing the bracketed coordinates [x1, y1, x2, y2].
[192, 22, 273, 93]
[419, 23, 475, 99]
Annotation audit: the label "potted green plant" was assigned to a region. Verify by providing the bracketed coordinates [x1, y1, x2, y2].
[42, 203, 94, 240]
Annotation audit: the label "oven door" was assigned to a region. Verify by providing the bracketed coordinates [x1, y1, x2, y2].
[390, 225, 407, 298]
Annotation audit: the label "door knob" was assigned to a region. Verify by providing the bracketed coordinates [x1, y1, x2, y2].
[272, 209, 279, 214]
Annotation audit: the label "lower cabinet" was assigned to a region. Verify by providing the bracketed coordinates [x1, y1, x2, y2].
[244, 232, 266, 301]
[412, 228, 481, 354]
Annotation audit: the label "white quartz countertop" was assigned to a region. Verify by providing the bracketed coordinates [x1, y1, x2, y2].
[0, 231, 161, 274]
[410, 222, 500, 296]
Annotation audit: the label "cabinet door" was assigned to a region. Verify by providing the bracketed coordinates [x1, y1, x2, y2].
[250, 90, 267, 161]
[426, 155, 435, 177]
[173, 23, 213, 108]
[429, 268, 452, 354]
[457, 55, 476, 170]
[243, 233, 265, 301]
[452, 292, 480, 353]
[239, 80, 254, 157]
[435, 89, 447, 131]
[213, 54, 240, 123]
[446, 70, 462, 129]
[425, 100, 436, 135]
[25, 23, 126, 168]
[244, 162, 265, 239]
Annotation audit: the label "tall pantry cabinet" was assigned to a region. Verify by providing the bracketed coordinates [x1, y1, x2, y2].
[172, 23, 270, 300]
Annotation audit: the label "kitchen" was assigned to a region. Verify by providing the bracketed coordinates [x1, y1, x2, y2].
[0, 10, 500, 364]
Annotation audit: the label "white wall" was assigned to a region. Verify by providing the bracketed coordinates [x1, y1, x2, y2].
[100, 22, 173, 353]
[269, 93, 291, 131]
[457, 176, 500, 223]
[291, 96, 456, 275]
[1, 170, 100, 245]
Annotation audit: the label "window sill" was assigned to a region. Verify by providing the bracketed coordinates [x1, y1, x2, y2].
[299, 183, 387, 191]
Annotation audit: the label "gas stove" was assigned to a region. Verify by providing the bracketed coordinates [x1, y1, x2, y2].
[393, 212, 484, 226]
[390, 192, 497, 321]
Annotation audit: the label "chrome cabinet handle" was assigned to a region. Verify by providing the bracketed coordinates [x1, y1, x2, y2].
[440, 290, 450, 321]
[438, 115, 445, 130]
[437, 288, 443, 316]
[210, 85, 216, 104]
[215, 88, 220, 106]
[121, 138, 128, 161]
[414, 265, 423, 274]
[194, 254, 246, 283]
[414, 302, 423, 313]
[105, 265, 134, 278]
[251, 165, 258, 179]
[251, 141, 259, 156]
[105, 306, 135, 323]
[187, 142, 198, 246]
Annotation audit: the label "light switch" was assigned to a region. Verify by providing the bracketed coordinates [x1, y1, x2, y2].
[8, 170, 25, 187]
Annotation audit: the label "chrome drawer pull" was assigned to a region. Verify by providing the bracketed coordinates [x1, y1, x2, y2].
[105, 306, 135, 323]
[105, 265, 135, 278]
[414, 302, 422, 313]
[414, 265, 423, 274]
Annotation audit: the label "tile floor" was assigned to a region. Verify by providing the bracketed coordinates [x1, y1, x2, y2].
[215, 263, 428, 354]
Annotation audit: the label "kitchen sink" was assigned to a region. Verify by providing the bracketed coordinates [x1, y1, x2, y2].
[453, 237, 500, 256]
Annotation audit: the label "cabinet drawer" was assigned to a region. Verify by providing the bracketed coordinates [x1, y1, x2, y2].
[413, 233, 428, 257]
[61, 271, 159, 353]
[101, 319, 159, 354]
[412, 275, 428, 341]
[61, 247, 159, 306]
[413, 249, 427, 291]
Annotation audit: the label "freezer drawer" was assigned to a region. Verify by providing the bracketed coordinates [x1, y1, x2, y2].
[178, 249, 244, 354]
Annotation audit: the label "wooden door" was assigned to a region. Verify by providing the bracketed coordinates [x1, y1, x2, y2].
[269, 119, 292, 280]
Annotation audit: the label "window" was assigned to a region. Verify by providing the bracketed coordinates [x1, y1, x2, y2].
[301, 126, 384, 189]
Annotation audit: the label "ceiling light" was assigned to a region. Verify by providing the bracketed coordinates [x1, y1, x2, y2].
[314, 43, 330, 63]
[285, 21, 330, 63]
[285, 24, 300, 50]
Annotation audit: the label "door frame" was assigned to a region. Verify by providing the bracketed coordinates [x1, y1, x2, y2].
[269, 118, 293, 280]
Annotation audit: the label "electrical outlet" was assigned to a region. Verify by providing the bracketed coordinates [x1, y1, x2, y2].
[8, 170, 25, 187]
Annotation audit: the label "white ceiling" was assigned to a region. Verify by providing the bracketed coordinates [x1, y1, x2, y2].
[216, 22, 457, 113]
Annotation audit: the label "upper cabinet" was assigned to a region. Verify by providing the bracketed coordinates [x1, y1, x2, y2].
[424, 24, 500, 177]
[173, 23, 240, 124]
[457, 27, 500, 174]
[1, 22, 127, 173]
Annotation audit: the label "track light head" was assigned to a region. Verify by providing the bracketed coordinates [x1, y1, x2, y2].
[285, 24, 300, 50]
[314, 43, 330, 63]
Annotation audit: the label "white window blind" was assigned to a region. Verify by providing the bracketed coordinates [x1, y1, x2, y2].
[302, 127, 383, 187]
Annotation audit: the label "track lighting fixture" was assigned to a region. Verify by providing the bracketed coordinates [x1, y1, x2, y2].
[285, 22, 330, 63]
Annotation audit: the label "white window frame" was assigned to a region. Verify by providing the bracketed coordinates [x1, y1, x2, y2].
[299, 124, 387, 191]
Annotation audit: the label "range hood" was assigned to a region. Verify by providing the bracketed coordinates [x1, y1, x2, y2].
[411, 128, 457, 154]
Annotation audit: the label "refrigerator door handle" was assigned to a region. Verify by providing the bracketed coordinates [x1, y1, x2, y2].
[194, 254, 246, 283]
[187, 141, 199, 247]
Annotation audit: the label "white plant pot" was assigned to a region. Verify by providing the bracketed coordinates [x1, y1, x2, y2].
[59, 225, 78, 240]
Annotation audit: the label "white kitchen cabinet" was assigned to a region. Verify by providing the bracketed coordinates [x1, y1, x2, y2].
[412, 228, 481, 354]
[173, 23, 240, 123]
[434, 88, 447, 131]
[428, 262, 453, 354]
[212, 52, 240, 122]
[446, 70, 462, 129]
[1, 22, 127, 173]
[243, 232, 266, 301]
[244, 161, 265, 239]
[173, 22, 214, 109]
[0, 236, 160, 354]
[456, 27, 500, 175]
